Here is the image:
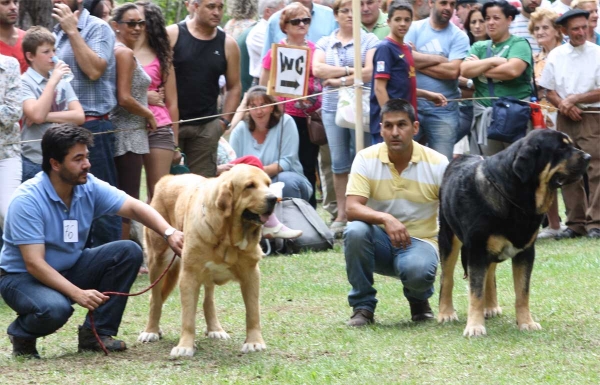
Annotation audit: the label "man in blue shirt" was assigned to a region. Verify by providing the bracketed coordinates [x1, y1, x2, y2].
[404, 0, 469, 160]
[52, 0, 120, 247]
[0, 124, 184, 359]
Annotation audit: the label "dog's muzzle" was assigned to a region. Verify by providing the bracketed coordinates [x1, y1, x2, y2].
[242, 194, 278, 224]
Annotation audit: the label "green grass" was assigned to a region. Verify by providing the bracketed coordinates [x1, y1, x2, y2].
[1, 236, 599, 384]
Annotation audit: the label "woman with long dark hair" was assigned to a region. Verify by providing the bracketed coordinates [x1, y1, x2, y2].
[134, 1, 180, 202]
[110, 3, 157, 240]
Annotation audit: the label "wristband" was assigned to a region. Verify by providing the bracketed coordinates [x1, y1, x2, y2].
[345, 66, 350, 76]
[174, 146, 181, 152]
[220, 118, 231, 129]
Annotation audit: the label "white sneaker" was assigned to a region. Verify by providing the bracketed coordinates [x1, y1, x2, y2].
[537, 224, 567, 239]
[262, 223, 302, 239]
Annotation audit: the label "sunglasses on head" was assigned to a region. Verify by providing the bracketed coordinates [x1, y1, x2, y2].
[287, 17, 311, 26]
[118, 20, 146, 28]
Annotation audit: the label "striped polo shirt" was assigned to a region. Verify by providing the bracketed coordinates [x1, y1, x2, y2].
[347, 141, 448, 246]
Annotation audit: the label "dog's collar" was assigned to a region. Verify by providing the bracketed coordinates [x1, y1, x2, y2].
[484, 172, 527, 214]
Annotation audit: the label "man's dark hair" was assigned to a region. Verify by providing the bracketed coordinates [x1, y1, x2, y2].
[380, 98, 417, 124]
[42, 124, 94, 174]
[388, 1, 414, 20]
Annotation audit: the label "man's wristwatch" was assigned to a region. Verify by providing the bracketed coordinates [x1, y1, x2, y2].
[220, 118, 231, 130]
[163, 227, 176, 240]
[466, 79, 474, 89]
[340, 76, 347, 86]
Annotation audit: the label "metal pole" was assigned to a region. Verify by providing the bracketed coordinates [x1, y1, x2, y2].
[352, 0, 365, 152]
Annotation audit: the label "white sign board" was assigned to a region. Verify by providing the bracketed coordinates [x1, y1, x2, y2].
[268, 44, 310, 98]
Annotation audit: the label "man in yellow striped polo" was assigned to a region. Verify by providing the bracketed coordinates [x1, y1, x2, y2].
[344, 98, 449, 327]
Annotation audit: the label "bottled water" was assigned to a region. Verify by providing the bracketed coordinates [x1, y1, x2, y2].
[51, 56, 74, 83]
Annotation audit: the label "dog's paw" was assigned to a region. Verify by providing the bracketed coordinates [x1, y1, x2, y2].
[206, 330, 230, 340]
[518, 321, 542, 332]
[241, 342, 266, 353]
[463, 324, 487, 337]
[484, 306, 503, 319]
[170, 346, 195, 357]
[138, 330, 162, 343]
[437, 311, 459, 323]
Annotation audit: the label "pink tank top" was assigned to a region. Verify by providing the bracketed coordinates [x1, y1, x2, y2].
[143, 57, 172, 127]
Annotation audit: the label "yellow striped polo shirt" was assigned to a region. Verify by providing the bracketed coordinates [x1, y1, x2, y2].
[347, 141, 449, 246]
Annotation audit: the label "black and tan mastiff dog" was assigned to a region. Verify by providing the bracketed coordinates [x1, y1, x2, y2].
[437, 130, 590, 337]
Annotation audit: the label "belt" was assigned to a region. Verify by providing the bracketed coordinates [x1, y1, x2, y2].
[84, 114, 109, 122]
[583, 107, 600, 111]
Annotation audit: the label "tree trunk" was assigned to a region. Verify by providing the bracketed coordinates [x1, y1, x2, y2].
[19, 0, 54, 30]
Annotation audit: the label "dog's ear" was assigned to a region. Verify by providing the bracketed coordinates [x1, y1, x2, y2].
[216, 180, 233, 217]
[512, 143, 539, 183]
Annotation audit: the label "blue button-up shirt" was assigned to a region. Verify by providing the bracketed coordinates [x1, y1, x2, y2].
[53, 9, 117, 116]
[0, 172, 127, 273]
[261, 3, 338, 58]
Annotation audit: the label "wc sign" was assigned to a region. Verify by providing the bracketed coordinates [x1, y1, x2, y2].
[268, 44, 310, 98]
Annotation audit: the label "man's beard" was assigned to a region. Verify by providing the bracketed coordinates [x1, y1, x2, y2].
[59, 167, 88, 185]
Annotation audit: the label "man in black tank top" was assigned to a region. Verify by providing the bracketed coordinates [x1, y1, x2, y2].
[166, 0, 241, 177]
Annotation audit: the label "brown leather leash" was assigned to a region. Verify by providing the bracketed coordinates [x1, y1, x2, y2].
[87, 253, 179, 355]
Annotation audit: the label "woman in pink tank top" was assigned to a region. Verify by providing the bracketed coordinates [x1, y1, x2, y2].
[134, 1, 181, 202]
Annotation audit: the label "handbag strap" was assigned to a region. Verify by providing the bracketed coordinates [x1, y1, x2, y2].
[486, 41, 496, 98]
[486, 38, 537, 99]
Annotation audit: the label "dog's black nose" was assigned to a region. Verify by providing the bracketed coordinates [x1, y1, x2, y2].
[266, 195, 277, 211]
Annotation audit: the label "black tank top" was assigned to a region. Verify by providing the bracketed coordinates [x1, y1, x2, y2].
[173, 22, 227, 121]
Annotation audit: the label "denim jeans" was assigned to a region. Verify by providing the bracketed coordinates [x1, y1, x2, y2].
[83, 119, 121, 247]
[343, 221, 438, 313]
[413, 99, 459, 161]
[21, 155, 42, 183]
[457, 103, 474, 144]
[272, 171, 313, 202]
[0, 240, 143, 338]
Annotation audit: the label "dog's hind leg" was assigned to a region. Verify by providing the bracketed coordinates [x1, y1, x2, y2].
[203, 282, 230, 340]
[139, 251, 180, 343]
[438, 235, 461, 323]
[484, 262, 502, 319]
[512, 248, 541, 332]
[238, 264, 266, 353]
[464, 262, 488, 337]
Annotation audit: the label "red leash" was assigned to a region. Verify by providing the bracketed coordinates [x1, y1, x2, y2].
[87, 253, 179, 355]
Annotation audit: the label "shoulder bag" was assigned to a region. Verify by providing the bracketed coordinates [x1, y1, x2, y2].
[485, 40, 534, 143]
[333, 46, 371, 131]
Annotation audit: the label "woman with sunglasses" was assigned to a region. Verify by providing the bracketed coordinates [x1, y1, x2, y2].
[313, 0, 379, 236]
[259, 2, 323, 209]
[109, 3, 157, 240]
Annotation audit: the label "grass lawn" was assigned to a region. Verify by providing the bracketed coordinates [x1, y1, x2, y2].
[1, 234, 599, 384]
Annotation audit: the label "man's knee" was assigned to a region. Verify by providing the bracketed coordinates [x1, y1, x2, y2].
[113, 240, 143, 267]
[32, 296, 73, 335]
[343, 221, 373, 252]
[399, 261, 437, 292]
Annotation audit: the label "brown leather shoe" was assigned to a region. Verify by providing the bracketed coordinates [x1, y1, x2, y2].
[409, 299, 434, 322]
[78, 326, 127, 352]
[9, 335, 40, 359]
[347, 309, 374, 327]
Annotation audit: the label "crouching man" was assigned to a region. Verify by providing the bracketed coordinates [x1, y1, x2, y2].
[0, 124, 184, 358]
[344, 99, 448, 326]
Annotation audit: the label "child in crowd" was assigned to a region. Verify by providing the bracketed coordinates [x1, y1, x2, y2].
[20, 26, 84, 182]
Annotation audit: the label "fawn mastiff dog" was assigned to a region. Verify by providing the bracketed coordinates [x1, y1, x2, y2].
[437, 130, 590, 337]
[138, 164, 277, 356]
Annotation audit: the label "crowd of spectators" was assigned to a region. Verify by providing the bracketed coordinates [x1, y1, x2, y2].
[1, 0, 599, 252]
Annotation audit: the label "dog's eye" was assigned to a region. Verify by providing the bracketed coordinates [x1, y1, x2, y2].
[245, 182, 255, 189]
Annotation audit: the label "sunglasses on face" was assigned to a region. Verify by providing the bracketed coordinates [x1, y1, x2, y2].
[287, 17, 311, 26]
[118, 20, 146, 28]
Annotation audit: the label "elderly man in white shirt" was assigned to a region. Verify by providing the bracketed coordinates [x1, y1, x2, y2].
[246, 0, 285, 83]
[540, 8, 600, 239]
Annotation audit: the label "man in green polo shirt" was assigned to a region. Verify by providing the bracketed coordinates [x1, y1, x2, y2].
[361, 0, 389, 39]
